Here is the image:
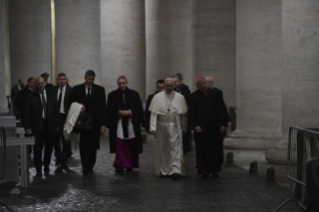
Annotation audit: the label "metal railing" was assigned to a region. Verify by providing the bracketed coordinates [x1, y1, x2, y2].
[0, 126, 15, 212]
[274, 126, 319, 212]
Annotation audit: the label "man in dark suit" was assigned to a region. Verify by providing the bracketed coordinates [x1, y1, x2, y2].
[69, 70, 107, 174]
[11, 78, 25, 119]
[23, 77, 60, 176]
[145, 79, 164, 133]
[15, 78, 36, 124]
[173, 74, 191, 152]
[51, 73, 73, 169]
[41, 72, 54, 92]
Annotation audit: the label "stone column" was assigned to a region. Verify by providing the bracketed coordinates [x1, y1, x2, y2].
[265, 0, 319, 165]
[0, 0, 8, 113]
[55, 0, 102, 86]
[145, 0, 192, 96]
[192, 0, 236, 107]
[9, 0, 51, 85]
[101, 0, 145, 98]
[224, 0, 282, 166]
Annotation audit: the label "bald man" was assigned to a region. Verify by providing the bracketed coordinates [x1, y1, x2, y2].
[24, 77, 60, 176]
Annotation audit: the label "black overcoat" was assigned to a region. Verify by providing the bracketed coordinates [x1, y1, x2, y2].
[107, 87, 144, 154]
[15, 87, 33, 120]
[68, 83, 107, 149]
[23, 89, 59, 132]
[188, 89, 229, 173]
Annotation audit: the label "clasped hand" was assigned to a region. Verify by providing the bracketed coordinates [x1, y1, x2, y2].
[120, 110, 130, 117]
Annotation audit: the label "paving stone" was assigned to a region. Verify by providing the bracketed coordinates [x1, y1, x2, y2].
[0, 135, 304, 212]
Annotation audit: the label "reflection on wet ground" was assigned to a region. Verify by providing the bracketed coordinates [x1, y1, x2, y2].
[0, 135, 303, 211]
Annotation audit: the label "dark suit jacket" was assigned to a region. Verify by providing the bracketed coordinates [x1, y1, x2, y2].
[145, 91, 158, 133]
[23, 89, 59, 132]
[175, 84, 191, 105]
[68, 83, 107, 149]
[50, 85, 73, 116]
[46, 83, 54, 93]
[11, 84, 25, 115]
[15, 87, 33, 121]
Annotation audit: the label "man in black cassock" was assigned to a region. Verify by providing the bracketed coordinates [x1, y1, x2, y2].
[206, 75, 231, 170]
[145, 79, 164, 133]
[188, 76, 229, 179]
[68, 70, 107, 174]
[107, 76, 145, 173]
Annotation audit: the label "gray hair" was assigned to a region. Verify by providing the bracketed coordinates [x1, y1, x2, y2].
[164, 78, 175, 85]
[85, 70, 96, 77]
[172, 74, 181, 82]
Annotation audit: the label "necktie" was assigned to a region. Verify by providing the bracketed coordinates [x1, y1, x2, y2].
[88, 87, 91, 96]
[41, 92, 48, 118]
[58, 87, 63, 111]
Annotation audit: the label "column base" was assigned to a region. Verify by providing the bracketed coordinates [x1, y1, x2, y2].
[224, 130, 280, 166]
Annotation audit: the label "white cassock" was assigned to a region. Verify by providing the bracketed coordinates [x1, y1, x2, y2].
[149, 90, 188, 176]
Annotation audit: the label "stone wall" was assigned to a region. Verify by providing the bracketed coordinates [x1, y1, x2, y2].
[9, 0, 51, 85]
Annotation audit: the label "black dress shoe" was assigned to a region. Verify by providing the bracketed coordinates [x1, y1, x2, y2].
[115, 167, 124, 173]
[212, 172, 219, 178]
[82, 169, 89, 175]
[68, 151, 73, 158]
[44, 166, 50, 174]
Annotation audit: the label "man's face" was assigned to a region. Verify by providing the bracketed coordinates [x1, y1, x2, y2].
[118, 78, 127, 91]
[85, 76, 95, 87]
[19, 80, 25, 86]
[206, 77, 213, 89]
[172, 77, 181, 89]
[58, 75, 67, 87]
[156, 83, 164, 92]
[37, 77, 46, 91]
[28, 79, 36, 90]
[197, 79, 208, 93]
[164, 80, 174, 94]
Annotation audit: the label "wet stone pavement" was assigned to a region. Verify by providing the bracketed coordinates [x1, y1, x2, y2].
[0, 135, 304, 212]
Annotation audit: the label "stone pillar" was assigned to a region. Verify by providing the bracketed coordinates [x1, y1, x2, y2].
[192, 0, 236, 107]
[265, 0, 319, 165]
[145, 0, 192, 96]
[101, 0, 145, 98]
[0, 0, 8, 113]
[224, 0, 282, 165]
[55, 0, 102, 86]
[9, 0, 51, 85]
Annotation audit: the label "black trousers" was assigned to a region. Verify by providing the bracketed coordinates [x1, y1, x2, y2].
[33, 120, 53, 172]
[79, 130, 97, 171]
[54, 113, 71, 166]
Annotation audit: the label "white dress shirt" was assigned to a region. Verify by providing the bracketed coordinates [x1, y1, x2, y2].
[57, 85, 66, 114]
[85, 84, 92, 96]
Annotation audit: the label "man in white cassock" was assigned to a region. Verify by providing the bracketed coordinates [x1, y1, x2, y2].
[149, 78, 188, 179]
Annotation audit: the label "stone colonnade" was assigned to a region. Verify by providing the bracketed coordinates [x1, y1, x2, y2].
[224, 0, 319, 168]
[1, 0, 319, 170]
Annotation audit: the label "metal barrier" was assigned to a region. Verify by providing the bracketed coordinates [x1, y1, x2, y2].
[0, 126, 15, 212]
[274, 126, 319, 212]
